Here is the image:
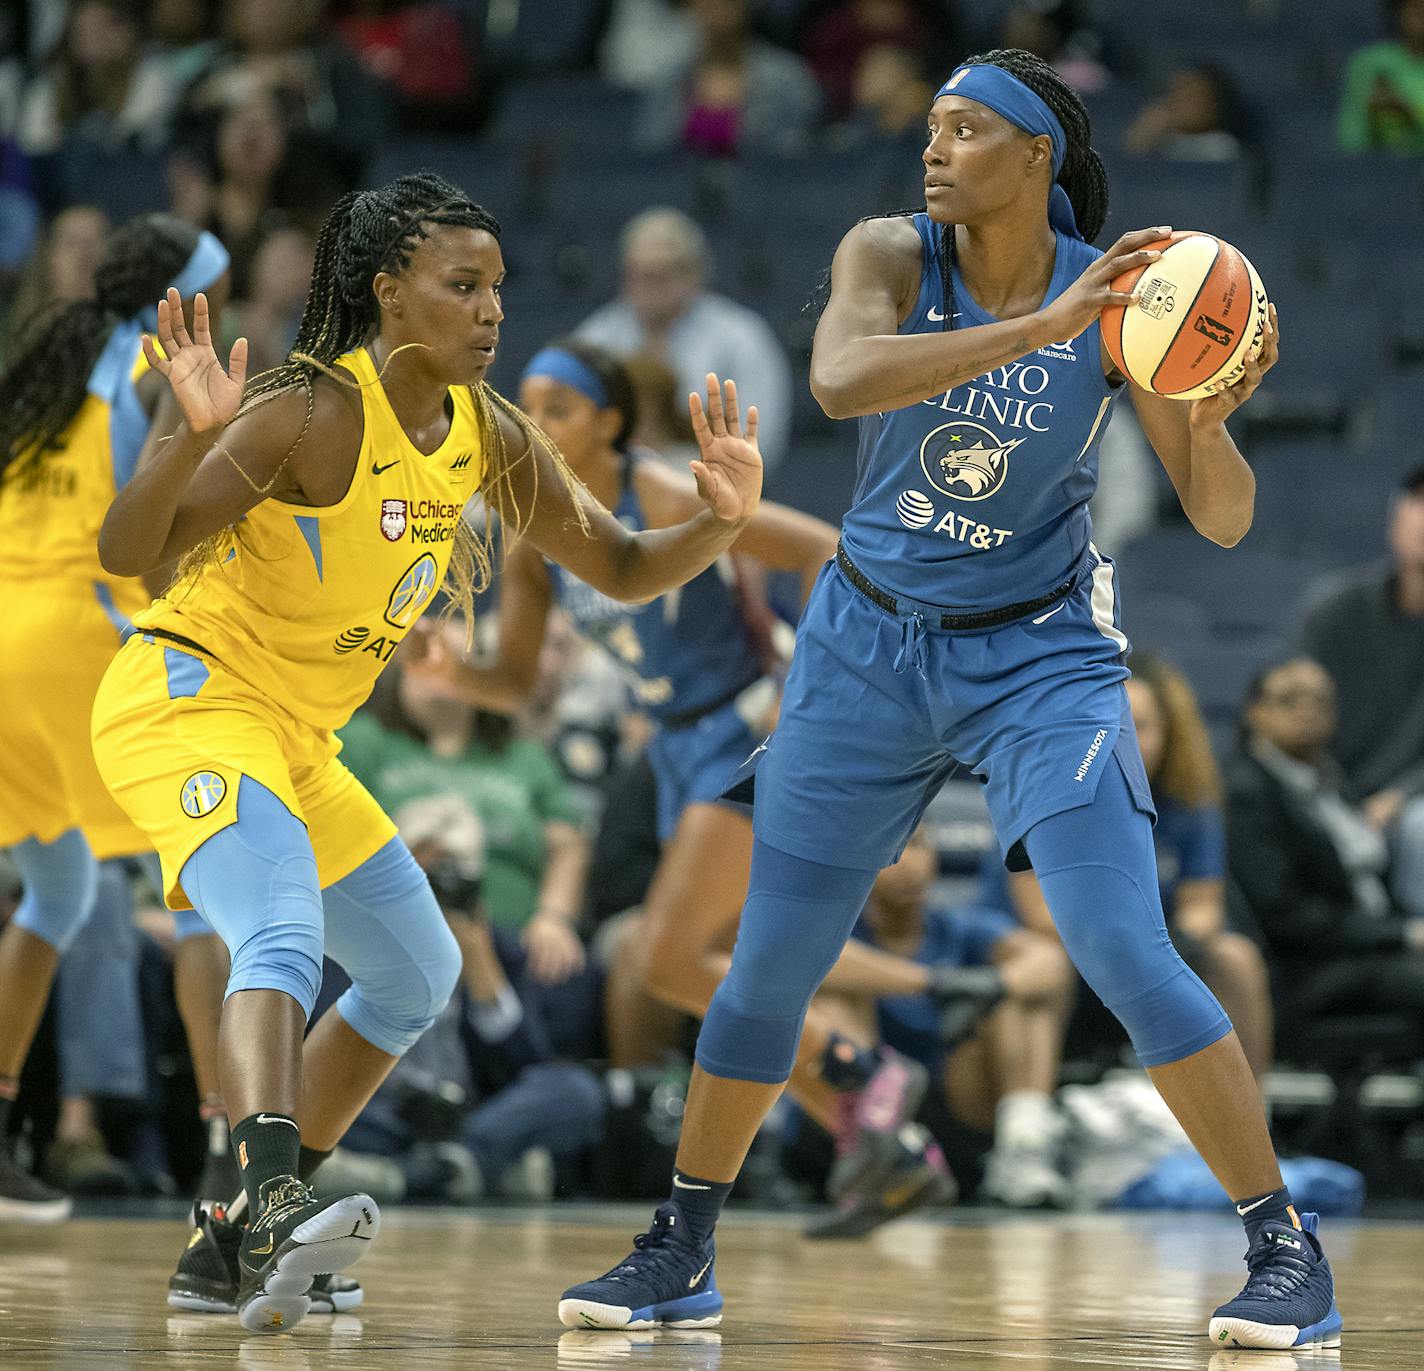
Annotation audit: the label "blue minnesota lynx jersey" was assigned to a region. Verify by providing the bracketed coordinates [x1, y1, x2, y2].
[839, 214, 1121, 611]
[546, 453, 762, 722]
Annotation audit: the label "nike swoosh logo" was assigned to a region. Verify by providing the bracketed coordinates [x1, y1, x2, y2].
[248, 1235, 275, 1256]
[1236, 1195, 1274, 1216]
[371, 459, 402, 475]
[688, 1256, 713, 1288]
[1031, 604, 1066, 626]
[255, 1114, 300, 1129]
[672, 1176, 712, 1191]
[926, 308, 963, 322]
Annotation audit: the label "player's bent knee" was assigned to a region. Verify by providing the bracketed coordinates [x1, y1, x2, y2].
[338, 918, 462, 1057]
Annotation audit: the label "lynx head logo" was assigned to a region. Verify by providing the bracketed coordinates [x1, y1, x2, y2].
[918, 420, 1025, 502]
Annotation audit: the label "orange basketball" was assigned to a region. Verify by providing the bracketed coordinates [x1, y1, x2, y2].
[1101, 231, 1269, 399]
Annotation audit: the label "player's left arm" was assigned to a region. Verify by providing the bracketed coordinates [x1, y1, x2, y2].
[1127, 302, 1279, 549]
[639, 464, 839, 604]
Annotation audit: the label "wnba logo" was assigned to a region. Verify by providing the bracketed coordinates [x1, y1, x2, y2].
[384, 554, 439, 629]
[180, 771, 227, 818]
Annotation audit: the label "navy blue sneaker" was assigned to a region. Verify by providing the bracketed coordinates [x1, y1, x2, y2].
[1209, 1212, 1343, 1350]
[558, 1203, 723, 1331]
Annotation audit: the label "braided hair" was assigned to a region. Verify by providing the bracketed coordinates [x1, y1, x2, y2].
[0, 214, 199, 480]
[179, 171, 584, 631]
[930, 48, 1109, 332]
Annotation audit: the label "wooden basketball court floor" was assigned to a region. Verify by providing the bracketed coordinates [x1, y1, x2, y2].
[1, 1206, 1420, 1369]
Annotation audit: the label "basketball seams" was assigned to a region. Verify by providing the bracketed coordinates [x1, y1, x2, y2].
[1147, 236, 1227, 395]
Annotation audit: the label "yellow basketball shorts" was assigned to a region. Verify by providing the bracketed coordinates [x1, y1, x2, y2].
[91, 634, 395, 910]
[0, 580, 148, 859]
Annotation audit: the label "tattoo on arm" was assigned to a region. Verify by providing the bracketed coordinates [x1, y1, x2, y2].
[874, 336, 1037, 409]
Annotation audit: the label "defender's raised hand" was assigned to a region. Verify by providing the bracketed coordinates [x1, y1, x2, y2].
[688, 374, 763, 525]
[142, 287, 248, 435]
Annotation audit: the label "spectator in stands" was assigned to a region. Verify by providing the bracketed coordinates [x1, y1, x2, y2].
[1124, 62, 1246, 161]
[599, 0, 698, 92]
[12, 0, 180, 156]
[331, 0, 482, 133]
[1298, 465, 1424, 917]
[340, 628, 592, 984]
[801, 1, 945, 123]
[815, 828, 1076, 1208]
[997, 1, 1109, 95]
[179, 0, 396, 156]
[827, 43, 937, 150]
[1, 205, 109, 361]
[991, 656, 1275, 1080]
[336, 793, 606, 1203]
[167, 87, 300, 299]
[1338, 0, 1424, 154]
[225, 224, 314, 373]
[1227, 657, 1424, 1035]
[576, 207, 793, 470]
[148, 0, 223, 91]
[635, 0, 821, 157]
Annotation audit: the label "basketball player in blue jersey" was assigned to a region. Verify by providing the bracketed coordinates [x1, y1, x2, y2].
[561, 49, 1337, 1353]
[416, 341, 978, 1230]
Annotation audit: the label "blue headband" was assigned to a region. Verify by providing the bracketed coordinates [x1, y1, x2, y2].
[135, 229, 230, 330]
[521, 347, 609, 408]
[935, 64, 1081, 240]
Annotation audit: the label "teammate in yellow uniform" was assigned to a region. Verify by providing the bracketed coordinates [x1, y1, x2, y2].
[91, 172, 763, 1335]
[0, 215, 231, 1223]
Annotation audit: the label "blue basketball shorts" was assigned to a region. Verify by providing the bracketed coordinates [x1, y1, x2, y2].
[747, 549, 1154, 871]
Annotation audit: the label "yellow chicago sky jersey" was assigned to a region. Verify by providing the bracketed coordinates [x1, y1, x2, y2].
[0, 338, 153, 624]
[134, 346, 485, 733]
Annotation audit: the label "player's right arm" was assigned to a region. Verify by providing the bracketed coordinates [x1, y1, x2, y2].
[100, 289, 357, 577]
[810, 218, 1162, 420]
[407, 539, 553, 713]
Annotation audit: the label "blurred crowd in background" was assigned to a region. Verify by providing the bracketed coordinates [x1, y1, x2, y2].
[2, 0, 1423, 1220]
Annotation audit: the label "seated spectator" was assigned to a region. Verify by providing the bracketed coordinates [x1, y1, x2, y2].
[599, 0, 698, 92]
[576, 207, 792, 471]
[179, 0, 396, 158]
[1124, 62, 1246, 161]
[168, 88, 337, 298]
[0, 204, 109, 360]
[802, 1, 939, 122]
[340, 630, 592, 983]
[147, 0, 223, 91]
[998, 1, 1110, 95]
[636, 0, 822, 157]
[991, 656, 1275, 1080]
[828, 43, 937, 150]
[1298, 465, 1424, 918]
[331, 0, 482, 133]
[14, 0, 180, 155]
[1338, 0, 1424, 154]
[815, 829, 1076, 1209]
[336, 795, 606, 1202]
[1226, 657, 1424, 1042]
[224, 223, 314, 373]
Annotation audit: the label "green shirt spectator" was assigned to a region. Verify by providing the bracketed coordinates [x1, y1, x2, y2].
[1338, 2, 1424, 153]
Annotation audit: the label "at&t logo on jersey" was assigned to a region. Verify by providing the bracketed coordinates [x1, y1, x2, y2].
[919, 419, 1025, 502]
[333, 626, 370, 654]
[896, 490, 935, 529]
[180, 771, 227, 818]
[380, 499, 407, 541]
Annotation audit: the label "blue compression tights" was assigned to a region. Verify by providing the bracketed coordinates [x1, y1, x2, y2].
[696, 758, 1231, 1084]
[179, 778, 459, 1056]
[11, 828, 99, 955]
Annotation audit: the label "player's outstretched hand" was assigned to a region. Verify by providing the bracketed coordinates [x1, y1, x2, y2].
[1189, 302, 1279, 428]
[141, 287, 247, 435]
[688, 374, 762, 525]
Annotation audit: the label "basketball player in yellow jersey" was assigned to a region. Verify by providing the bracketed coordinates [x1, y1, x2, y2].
[91, 173, 763, 1335]
[0, 215, 234, 1224]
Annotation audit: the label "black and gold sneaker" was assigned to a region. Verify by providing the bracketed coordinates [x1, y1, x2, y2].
[169, 1200, 367, 1315]
[236, 1177, 379, 1333]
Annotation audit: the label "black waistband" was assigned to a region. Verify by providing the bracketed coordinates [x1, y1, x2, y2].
[835, 542, 1078, 632]
[136, 625, 217, 658]
[659, 673, 763, 731]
